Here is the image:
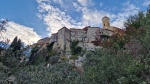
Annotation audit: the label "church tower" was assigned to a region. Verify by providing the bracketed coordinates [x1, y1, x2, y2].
[102, 16, 110, 29]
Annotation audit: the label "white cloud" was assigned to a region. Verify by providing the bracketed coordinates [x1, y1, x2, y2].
[36, 13, 43, 19]
[36, 0, 114, 34]
[36, 0, 141, 35]
[143, 0, 150, 6]
[0, 21, 41, 45]
[111, 1, 140, 28]
[36, 0, 50, 3]
[75, 0, 112, 27]
[37, 0, 84, 35]
[81, 7, 110, 26]
[52, 0, 63, 5]
[77, 0, 94, 7]
[73, 2, 82, 12]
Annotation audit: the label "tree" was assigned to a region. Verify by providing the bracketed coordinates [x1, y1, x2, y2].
[141, 7, 150, 53]
[124, 11, 145, 29]
[2, 37, 23, 67]
[10, 36, 22, 52]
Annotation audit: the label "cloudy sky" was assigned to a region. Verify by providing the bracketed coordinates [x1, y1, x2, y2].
[0, 0, 149, 44]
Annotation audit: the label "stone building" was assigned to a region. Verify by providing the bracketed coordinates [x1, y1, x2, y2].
[49, 16, 124, 51]
[50, 33, 58, 43]
[70, 28, 86, 42]
[57, 27, 71, 51]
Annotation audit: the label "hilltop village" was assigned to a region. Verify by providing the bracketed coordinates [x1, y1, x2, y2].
[34, 16, 124, 52]
[1, 3, 150, 84]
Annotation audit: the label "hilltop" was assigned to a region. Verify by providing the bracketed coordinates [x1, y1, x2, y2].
[0, 6, 150, 83]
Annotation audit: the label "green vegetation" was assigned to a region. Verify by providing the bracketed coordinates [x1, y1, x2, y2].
[70, 40, 82, 56]
[70, 40, 82, 60]
[0, 5, 150, 84]
[9, 36, 22, 52]
[28, 46, 41, 65]
[2, 36, 23, 68]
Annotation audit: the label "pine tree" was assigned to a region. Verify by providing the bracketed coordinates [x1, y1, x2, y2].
[10, 36, 22, 52]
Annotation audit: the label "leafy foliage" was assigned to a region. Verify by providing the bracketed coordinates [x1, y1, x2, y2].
[70, 40, 82, 56]
[2, 37, 23, 68]
[46, 42, 55, 61]
[15, 62, 81, 84]
[0, 62, 8, 84]
[28, 46, 41, 65]
[124, 11, 145, 29]
[80, 49, 149, 83]
[0, 5, 150, 84]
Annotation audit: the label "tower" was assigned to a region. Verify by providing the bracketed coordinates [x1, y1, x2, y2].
[102, 16, 110, 29]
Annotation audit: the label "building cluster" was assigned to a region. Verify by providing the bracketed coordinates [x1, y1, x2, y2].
[48, 16, 124, 51]
[32, 16, 124, 51]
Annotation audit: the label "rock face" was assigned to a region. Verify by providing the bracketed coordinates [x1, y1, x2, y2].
[31, 37, 50, 48]
[37, 37, 50, 44]
[28, 47, 48, 64]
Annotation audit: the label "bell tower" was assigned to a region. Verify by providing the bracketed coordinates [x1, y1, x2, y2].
[102, 16, 110, 29]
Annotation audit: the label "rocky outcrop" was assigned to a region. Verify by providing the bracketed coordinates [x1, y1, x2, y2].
[37, 37, 50, 44]
[31, 37, 50, 48]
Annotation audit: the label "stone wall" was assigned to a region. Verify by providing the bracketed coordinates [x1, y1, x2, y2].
[57, 27, 71, 51]
[49, 16, 124, 51]
[50, 33, 58, 43]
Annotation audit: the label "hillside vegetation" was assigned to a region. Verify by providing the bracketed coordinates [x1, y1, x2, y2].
[0, 6, 150, 84]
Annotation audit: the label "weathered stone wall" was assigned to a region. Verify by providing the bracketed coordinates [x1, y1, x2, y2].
[70, 29, 86, 42]
[58, 28, 65, 50]
[86, 27, 99, 43]
[57, 27, 71, 51]
[48, 16, 124, 51]
[64, 28, 71, 51]
[50, 33, 58, 43]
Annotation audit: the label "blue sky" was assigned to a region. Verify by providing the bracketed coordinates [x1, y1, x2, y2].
[0, 0, 47, 37]
[0, 0, 150, 43]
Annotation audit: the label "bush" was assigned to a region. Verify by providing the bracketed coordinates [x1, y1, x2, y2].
[15, 62, 81, 84]
[0, 62, 8, 84]
[79, 49, 148, 83]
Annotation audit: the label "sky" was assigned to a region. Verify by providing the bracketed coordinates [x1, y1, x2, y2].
[0, 0, 150, 44]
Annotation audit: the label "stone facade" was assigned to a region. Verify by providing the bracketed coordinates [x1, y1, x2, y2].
[49, 16, 124, 51]
[50, 33, 58, 43]
[70, 28, 86, 42]
[57, 27, 71, 51]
